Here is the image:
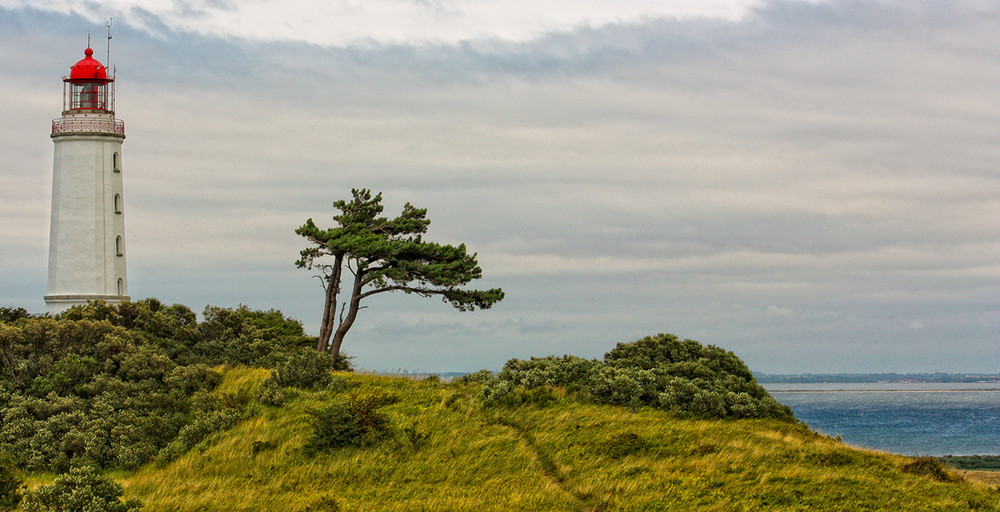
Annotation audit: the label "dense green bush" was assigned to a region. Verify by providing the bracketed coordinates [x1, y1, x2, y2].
[329, 353, 354, 372]
[254, 379, 296, 407]
[269, 350, 338, 390]
[480, 333, 794, 421]
[454, 369, 495, 385]
[164, 364, 223, 395]
[306, 392, 399, 452]
[0, 452, 22, 510]
[480, 379, 558, 408]
[586, 365, 663, 408]
[0, 299, 313, 472]
[902, 456, 961, 483]
[0, 307, 30, 324]
[497, 355, 598, 392]
[57, 300, 314, 368]
[21, 465, 141, 512]
[306, 402, 364, 452]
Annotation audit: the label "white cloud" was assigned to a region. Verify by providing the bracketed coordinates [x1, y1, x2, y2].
[2, 0, 763, 44]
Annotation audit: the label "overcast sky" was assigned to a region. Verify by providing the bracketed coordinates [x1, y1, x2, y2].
[1, 0, 998, 374]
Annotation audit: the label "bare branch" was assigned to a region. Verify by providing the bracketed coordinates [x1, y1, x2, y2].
[312, 274, 327, 290]
[310, 264, 337, 290]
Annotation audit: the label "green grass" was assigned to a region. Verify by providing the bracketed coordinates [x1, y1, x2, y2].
[28, 370, 998, 511]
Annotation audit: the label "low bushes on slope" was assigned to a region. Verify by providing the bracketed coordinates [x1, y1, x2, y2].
[21, 465, 141, 512]
[0, 452, 22, 510]
[477, 333, 794, 420]
[0, 299, 323, 473]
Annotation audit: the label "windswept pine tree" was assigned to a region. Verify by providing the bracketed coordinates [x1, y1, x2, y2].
[295, 188, 504, 360]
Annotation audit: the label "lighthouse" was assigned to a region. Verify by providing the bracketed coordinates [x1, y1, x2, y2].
[45, 46, 129, 315]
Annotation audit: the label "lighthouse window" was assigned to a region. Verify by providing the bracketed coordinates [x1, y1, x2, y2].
[115, 236, 123, 256]
[117, 278, 124, 295]
[114, 194, 122, 213]
[69, 82, 108, 110]
[113, 153, 120, 172]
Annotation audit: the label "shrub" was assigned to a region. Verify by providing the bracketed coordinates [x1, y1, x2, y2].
[306, 402, 362, 452]
[21, 465, 141, 512]
[454, 369, 495, 385]
[497, 355, 598, 392]
[479, 379, 557, 408]
[0, 364, 228, 471]
[164, 365, 222, 395]
[344, 392, 398, 438]
[330, 353, 354, 372]
[270, 350, 337, 390]
[306, 392, 398, 452]
[118, 345, 176, 382]
[586, 366, 663, 408]
[604, 334, 754, 382]
[0, 452, 22, 510]
[902, 456, 961, 483]
[196, 306, 315, 367]
[0, 300, 319, 472]
[255, 379, 296, 407]
[0, 307, 30, 324]
[478, 379, 516, 406]
[482, 333, 795, 421]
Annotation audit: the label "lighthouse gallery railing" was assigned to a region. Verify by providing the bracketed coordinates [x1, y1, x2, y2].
[52, 118, 126, 136]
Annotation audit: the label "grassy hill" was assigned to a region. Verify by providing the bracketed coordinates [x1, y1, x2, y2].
[3, 303, 997, 511]
[105, 369, 998, 512]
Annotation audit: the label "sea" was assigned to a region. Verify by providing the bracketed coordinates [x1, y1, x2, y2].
[763, 382, 1000, 456]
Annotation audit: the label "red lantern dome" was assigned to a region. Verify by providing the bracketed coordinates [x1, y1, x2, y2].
[61, 46, 115, 113]
[69, 47, 108, 81]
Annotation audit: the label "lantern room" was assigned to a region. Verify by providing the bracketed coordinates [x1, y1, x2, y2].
[63, 47, 114, 113]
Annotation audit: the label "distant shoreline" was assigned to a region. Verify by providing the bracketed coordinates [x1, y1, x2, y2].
[755, 372, 1000, 384]
[768, 388, 1000, 393]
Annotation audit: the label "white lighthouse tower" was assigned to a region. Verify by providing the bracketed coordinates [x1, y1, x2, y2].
[45, 46, 129, 315]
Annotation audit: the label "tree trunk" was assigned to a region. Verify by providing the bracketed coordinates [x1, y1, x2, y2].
[329, 267, 365, 359]
[317, 255, 344, 353]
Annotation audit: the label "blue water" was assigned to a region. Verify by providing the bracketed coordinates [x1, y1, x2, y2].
[764, 383, 1000, 456]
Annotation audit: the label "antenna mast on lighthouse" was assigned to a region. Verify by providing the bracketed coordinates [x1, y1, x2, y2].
[105, 15, 113, 77]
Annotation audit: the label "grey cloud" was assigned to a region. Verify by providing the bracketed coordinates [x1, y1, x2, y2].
[2, 2, 997, 373]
